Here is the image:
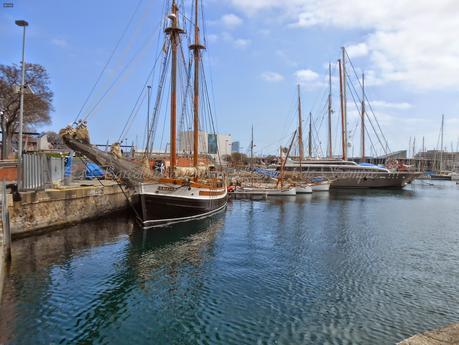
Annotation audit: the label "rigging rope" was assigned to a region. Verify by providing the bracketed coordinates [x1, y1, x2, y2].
[74, 0, 145, 122]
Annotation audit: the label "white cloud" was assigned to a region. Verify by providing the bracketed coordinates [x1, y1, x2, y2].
[371, 100, 413, 110]
[295, 69, 319, 83]
[51, 38, 68, 48]
[221, 32, 251, 48]
[221, 14, 243, 29]
[233, 38, 251, 48]
[261, 71, 284, 82]
[229, 0, 459, 91]
[207, 34, 218, 43]
[346, 42, 369, 58]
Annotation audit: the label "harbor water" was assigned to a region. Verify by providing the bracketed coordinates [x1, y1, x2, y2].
[0, 181, 458, 344]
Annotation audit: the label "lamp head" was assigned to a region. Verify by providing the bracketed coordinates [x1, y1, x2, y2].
[15, 20, 29, 27]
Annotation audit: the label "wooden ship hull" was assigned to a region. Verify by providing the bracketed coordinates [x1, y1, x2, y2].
[135, 182, 227, 228]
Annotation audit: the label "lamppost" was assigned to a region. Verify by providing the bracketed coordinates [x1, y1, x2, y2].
[15, 19, 28, 190]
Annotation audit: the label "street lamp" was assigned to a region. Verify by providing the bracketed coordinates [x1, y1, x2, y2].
[16, 20, 28, 154]
[15, 19, 28, 190]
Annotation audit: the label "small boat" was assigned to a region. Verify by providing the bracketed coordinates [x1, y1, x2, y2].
[240, 186, 296, 196]
[296, 184, 312, 194]
[311, 180, 331, 192]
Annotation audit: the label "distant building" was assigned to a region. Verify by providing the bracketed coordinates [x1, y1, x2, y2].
[231, 141, 240, 153]
[178, 131, 232, 158]
[178, 131, 208, 154]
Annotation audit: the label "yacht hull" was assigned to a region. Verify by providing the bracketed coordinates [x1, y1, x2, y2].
[327, 173, 419, 189]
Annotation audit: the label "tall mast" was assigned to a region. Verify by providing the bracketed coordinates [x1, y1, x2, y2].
[297, 84, 304, 162]
[341, 47, 348, 160]
[145, 85, 152, 156]
[308, 112, 312, 157]
[190, 0, 205, 169]
[328, 63, 333, 158]
[165, 1, 184, 176]
[338, 58, 347, 161]
[250, 124, 254, 170]
[361, 73, 365, 162]
[440, 114, 444, 172]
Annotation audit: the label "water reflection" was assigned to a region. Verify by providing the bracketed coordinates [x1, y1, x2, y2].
[1, 184, 458, 345]
[0, 213, 225, 345]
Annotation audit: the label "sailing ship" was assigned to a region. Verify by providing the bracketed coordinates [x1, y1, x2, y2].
[283, 49, 419, 189]
[431, 115, 453, 180]
[134, 0, 227, 227]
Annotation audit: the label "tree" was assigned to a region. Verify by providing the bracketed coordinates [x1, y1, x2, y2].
[0, 63, 53, 159]
[46, 131, 64, 148]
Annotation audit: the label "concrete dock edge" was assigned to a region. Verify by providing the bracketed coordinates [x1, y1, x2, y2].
[398, 323, 459, 344]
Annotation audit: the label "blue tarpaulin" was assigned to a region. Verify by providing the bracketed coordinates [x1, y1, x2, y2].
[254, 168, 280, 178]
[64, 155, 73, 177]
[85, 162, 105, 179]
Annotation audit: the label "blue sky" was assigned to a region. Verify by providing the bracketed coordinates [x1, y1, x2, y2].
[2, 0, 459, 156]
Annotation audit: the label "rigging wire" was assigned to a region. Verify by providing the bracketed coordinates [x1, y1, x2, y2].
[74, 0, 145, 122]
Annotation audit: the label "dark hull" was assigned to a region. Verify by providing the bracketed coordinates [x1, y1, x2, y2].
[430, 175, 451, 181]
[134, 193, 227, 228]
[288, 172, 420, 189]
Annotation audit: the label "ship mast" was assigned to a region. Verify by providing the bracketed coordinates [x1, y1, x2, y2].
[190, 0, 205, 170]
[342, 47, 348, 160]
[440, 114, 444, 172]
[297, 84, 304, 163]
[361, 73, 365, 162]
[328, 63, 333, 158]
[165, 1, 184, 176]
[250, 124, 254, 170]
[338, 58, 347, 161]
[308, 112, 312, 157]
